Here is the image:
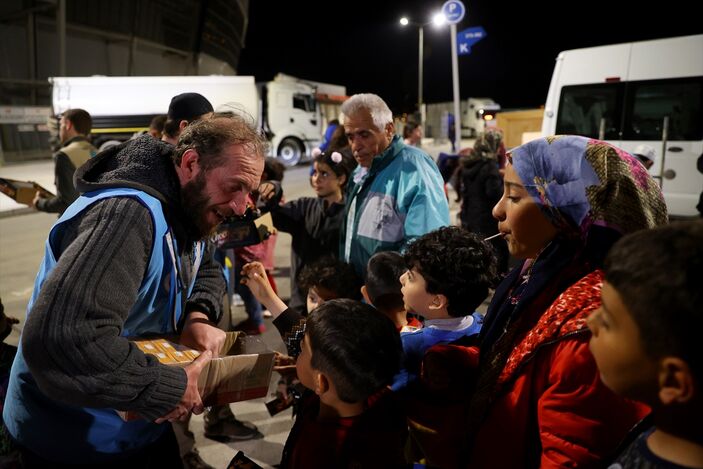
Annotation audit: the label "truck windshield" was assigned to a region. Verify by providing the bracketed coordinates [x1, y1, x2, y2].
[293, 93, 316, 113]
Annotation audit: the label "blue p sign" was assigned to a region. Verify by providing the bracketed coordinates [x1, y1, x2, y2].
[442, 0, 466, 24]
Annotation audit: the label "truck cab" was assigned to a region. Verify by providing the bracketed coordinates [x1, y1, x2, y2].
[462, 97, 500, 138]
[262, 75, 321, 166]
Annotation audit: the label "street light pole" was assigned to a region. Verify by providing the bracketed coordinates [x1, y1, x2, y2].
[417, 25, 423, 116]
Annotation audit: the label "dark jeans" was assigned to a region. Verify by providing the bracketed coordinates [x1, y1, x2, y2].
[18, 425, 183, 469]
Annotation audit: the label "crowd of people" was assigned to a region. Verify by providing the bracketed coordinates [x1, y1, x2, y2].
[1, 88, 702, 469]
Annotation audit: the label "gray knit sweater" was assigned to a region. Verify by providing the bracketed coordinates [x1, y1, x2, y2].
[21, 136, 225, 420]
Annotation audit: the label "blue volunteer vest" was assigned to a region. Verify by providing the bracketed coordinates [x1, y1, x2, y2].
[3, 188, 204, 463]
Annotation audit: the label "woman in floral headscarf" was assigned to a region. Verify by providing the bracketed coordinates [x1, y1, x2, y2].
[463, 135, 669, 468]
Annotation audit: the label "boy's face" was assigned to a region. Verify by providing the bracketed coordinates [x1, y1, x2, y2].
[306, 286, 337, 314]
[587, 281, 659, 401]
[399, 268, 438, 319]
[296, 334, 316, 391]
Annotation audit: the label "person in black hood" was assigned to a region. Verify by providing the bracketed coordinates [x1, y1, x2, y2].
[453, 129, 509, 274]
[3, 114, 266, 467]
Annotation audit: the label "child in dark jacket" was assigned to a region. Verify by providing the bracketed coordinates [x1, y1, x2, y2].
[279, 299, 406, 468]
[240, 262, 406, 467]
[587, 220, 703, 468]
[257, 149, 357, 314]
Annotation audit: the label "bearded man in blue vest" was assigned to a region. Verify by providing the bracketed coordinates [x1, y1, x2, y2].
[3, 114, 266, 467]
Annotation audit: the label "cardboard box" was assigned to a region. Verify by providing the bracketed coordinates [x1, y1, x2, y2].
[0, 177, 54, 206]
[119, 332, 275, 420]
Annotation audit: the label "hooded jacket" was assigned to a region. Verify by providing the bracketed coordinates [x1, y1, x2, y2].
[456, 155, 502, 236]
[3, 136, 225, 463]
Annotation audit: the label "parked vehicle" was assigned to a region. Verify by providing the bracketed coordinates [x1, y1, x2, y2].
[425, 97, 500, 140]
[462, 97, 500, 138]
[541, 34, 703, 217]
[51, 73, 342, 166]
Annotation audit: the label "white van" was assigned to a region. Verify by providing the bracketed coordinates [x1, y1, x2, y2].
[541, 34, 703, 218]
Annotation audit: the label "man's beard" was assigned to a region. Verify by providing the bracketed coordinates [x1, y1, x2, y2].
[180, 171, 215, 239]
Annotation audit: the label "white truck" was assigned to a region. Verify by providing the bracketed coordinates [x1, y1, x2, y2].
[51, 74, 329, 166]
[461, 97, 500, 138]
[541, 34, 703, 218]
[425, 97, 501, 140]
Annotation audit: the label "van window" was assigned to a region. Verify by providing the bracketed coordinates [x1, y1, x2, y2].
[556, 83, 622, 139]
[293, 93, 317, 113]
[624, 77, 703, 141]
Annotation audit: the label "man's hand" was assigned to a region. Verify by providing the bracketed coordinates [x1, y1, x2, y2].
[180, 311, 226, 357]
[155, 350, 211, 423]
[241, 262, 287, 317]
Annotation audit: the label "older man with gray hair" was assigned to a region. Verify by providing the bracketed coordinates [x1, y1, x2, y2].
[340, 93, 449, 276]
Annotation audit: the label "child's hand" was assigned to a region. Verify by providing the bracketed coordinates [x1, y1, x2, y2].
[273, 351, 298, 379]
[241, 262, 288, 317]
[241, 262, 274, 301]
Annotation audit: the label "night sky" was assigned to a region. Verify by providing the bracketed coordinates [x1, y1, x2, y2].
[238, 1, 702, 114]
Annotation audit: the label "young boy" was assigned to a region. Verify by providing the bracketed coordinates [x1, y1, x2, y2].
[395, 226, 496, 390]
[279, 299, 407, 468]
[362, 251, 421, 332]
[298, 256, 362, 314]
[587, 220, 703, 468]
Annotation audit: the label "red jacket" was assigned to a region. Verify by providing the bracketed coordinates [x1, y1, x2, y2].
[468, 270, 649, 468]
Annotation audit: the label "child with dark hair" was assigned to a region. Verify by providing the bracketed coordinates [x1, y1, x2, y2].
[240, 265, 408, 468]
[362, 251, 421, 332]
[587, 220, 703, 468]
[257, 148, 357, 313]
[241, 257, 361, 358]
[395, 226, 496, 390]
[297, 256, 362, 314]
[280, 299, 406, 468]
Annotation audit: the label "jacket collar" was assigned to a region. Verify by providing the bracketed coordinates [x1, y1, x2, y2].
[367, 135, 403, 177]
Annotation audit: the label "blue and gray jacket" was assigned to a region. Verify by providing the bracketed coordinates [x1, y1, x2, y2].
[341, 135, 450, 276]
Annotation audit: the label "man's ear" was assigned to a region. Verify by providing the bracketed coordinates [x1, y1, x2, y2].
[179, 148, 201, 179]
[658, 357, 695, 405]
[360, 285, 371, 304]
[385, 122, 395, 140]
[178, 119, 190, 133]
[428, 293, 448, 312]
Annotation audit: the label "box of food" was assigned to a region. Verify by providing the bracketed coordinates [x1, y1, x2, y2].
[119, 332, 275, 420]
[0, 177, 54, 206]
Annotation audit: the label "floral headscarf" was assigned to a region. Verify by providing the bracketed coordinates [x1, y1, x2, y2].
[509, 135, 668, 239]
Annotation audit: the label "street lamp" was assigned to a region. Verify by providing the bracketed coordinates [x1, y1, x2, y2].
[400, 13, 445, 129]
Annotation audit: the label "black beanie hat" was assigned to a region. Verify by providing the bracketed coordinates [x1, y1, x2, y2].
[167, 92, 214, 122]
